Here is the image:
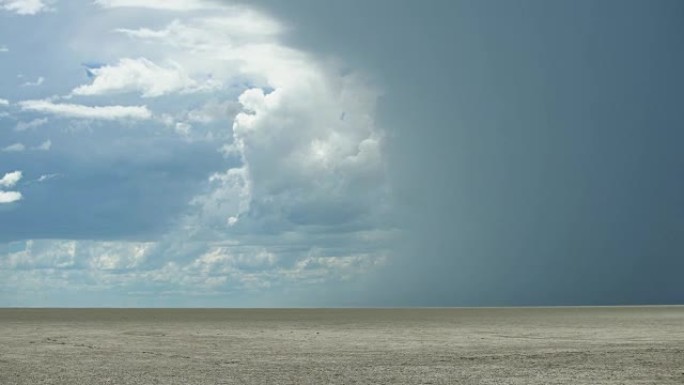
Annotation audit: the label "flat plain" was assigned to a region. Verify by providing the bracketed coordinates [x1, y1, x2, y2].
[0, 307, 683, 384]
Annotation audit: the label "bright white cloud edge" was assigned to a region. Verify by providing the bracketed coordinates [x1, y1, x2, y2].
[0, 190, 22, 203]
[0, 0, 50, 15]
[0, 171, 23, 204]
[93, 0, 223, 11]
[19, 100, 153, 120]
[73, 58, 219, 98]
[0, 171, 22, 188]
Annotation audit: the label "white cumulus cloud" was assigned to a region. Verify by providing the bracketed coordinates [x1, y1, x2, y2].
[111, 9, 388, 233]
[0, 98, 8, 106]
[0, 190, 22, 203]
[0, 171, 23, 204]
[19, 100, 153, 120]
[103, 0, 389, 264]
[73, 58, 217, 98]
[0, 171, 22, 188]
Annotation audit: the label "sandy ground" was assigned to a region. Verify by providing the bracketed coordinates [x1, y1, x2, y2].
[0, 307, 683, 384]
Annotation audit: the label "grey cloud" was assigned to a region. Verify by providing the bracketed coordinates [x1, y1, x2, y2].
[15, 118, 48, 131]
[2, 143, 25, 152]
[239, 0, 684, 306]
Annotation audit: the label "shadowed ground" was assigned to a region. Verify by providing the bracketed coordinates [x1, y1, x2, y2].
[1, 307, 683, 384]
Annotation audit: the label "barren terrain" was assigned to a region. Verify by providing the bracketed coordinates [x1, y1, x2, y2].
[1, 307, 683, 384]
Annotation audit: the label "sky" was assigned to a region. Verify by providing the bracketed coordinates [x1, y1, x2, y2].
[1, 0, 682, 307]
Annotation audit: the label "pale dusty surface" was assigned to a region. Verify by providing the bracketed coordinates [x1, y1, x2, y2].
[1, 307, 683, 384]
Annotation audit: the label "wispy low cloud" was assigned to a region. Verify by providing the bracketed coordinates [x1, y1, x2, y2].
[34, 139, 51, 151]
[2, 143, 25, 152]
[2, 140, 51, 152]
[15, 117, 48, 131]
[0, 0, 50, 15]
[0, 46, 8, 52]
[22, 76, 44, 87]
[20, 173, 61, 186]
[0, 239, 388, 299]
[37, 173, 59, 182]
[19, 100, 153, 120]
[0, 99, 9, 106]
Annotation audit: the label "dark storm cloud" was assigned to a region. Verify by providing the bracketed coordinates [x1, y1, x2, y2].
[248, 0, 684, 305]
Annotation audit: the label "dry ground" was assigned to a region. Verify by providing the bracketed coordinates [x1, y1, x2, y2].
[1, 307, 683, 384]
